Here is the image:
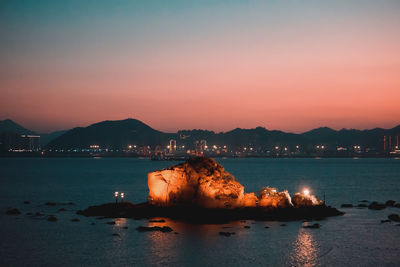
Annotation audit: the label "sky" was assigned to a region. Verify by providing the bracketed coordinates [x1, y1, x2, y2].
[1, 0, 400, 133]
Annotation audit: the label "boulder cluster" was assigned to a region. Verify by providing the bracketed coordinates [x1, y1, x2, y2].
[148, 157, 322, 209]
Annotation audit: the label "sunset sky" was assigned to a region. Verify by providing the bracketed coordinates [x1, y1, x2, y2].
[1, 0, 400, 133]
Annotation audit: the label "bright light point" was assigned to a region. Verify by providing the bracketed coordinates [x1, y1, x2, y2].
[114, 191, 118, 197]
[303, 189, 310, 196]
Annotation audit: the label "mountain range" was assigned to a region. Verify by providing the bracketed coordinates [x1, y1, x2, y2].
[2, 118, 399, 152]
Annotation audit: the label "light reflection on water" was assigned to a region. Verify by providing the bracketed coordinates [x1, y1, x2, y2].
[290, 228, 319, 267]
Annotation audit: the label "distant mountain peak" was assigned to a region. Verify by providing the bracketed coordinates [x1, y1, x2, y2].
[0, 119, 35, 135]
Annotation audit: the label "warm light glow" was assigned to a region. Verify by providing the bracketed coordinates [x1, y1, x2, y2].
[128, 145, 132, 149]
[114, 191, 118, 197]
[121, 192, 124, 198]
[303, 189, 310, 196]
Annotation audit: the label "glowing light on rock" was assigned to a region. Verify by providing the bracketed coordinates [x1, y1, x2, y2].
[303, 189, 310, 196]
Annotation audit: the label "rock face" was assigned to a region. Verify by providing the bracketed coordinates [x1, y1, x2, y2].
[292, 193, 323, 207]
[148, 157, 320, 209]
[148, 157, 244, 208]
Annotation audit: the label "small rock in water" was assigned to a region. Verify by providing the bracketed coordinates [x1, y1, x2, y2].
[264, 226, 270, 229]
[359, 200, 369, 203]
[26, 212, 33, 215]
[58, 208, 67, 212]
[244, 226, 251, 229]
[357, 204, 368, 208]
[112, 233, 120, 237]
[394, 203, 400, 208]
[106, 221, 116, 225]
[388, 214, 400, 222]
[341, 204, 353, 208]
[45, 202, 57, 206]
[71, 218, 80, 222]
[381, 220, 391, 223]
[385, 200, 396, 207]
[280, 224, 287, 227]
[123, 226, 128, 229]
[303, 223, 320, 229]
[148, 219, 166, 223]
[219, 232, 235, 237]
[6, 208, 21, 215]
[23, 201, 30, 204]
[48, 216, 57, 222]
[136, 226, 173, 233]
[368, 202, 386, 210]
[35, 212, 43, 216]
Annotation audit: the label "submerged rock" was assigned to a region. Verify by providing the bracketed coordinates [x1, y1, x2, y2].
[388, 214, 400, 222]
[219, 232, 235, 237]
[385, 200, 396, 207]
[303, 223, 320, 229]
[368, 202, 386, 210]
[6, 208, 21, 215]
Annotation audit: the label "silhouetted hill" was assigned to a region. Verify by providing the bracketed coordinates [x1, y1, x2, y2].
[46, 118, 174, 149]
[45, 118, 400, 151]
[40, 130, 69, 146]
[0, 119, 36, 135]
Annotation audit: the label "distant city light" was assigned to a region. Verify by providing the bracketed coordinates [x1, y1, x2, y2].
[114, 191, 118, 197]
[128, 145, 132, 149]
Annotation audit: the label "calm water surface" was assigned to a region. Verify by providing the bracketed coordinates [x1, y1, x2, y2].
[0, 158, 399, 266]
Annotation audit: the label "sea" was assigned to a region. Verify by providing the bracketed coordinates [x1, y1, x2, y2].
[0, 157, 399, 267]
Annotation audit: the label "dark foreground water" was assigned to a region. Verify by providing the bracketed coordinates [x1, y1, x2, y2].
[0, 157, 399, 266]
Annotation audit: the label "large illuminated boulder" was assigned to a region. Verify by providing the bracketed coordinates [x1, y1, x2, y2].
[292, 192, 323, 207]
[148, 157, 245, 208]
[258, 187, 293, 208]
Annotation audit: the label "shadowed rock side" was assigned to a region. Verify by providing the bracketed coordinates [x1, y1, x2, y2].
[148, 157, 320, 209]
